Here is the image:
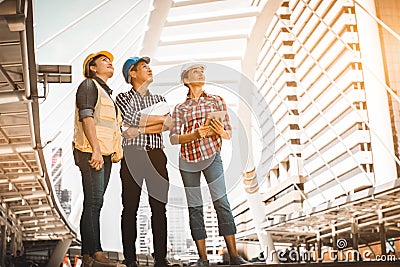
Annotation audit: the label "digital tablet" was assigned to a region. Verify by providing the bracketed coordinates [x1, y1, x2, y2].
[205, 111, 227, 125]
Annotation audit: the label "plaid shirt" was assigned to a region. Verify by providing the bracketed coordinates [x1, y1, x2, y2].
[170, 91, 232, 162]
[116, 88, 166, 148]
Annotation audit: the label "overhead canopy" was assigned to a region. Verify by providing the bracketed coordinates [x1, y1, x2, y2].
[0, 0, 76, 242]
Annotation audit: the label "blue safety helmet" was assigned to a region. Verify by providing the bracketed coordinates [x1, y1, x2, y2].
[122, 56, 151, 83]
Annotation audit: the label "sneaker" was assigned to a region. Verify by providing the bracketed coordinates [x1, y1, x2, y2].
[230, 255, 250, 265]
[195, 258, 209, 266]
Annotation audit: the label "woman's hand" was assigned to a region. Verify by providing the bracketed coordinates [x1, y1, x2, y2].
[196, 125, 210, 139]
[89, 149, 103, 171]
[210, 119, 225, 136]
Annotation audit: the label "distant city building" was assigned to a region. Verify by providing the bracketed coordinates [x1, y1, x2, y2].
[167, 194, 224, 262]
[204, 205, 224, 263]
[51, 147, 71, 215]
[137, 190, 151, 254]
[169, 202, 224, 264]
[168, 196, 188, 256]
[137, 190, 195, 256]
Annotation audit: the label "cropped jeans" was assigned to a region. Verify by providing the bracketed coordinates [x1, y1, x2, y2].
[180, 151, 236, 241]
[74, 149, 112, 255]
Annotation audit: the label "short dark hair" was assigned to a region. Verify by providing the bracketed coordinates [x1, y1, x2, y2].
[127, 60, 148, 84]
[129, 64, 138, 72]
[86, 54, 104, 78]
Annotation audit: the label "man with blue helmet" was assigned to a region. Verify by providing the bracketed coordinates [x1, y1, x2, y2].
[116, 57, 171, 267]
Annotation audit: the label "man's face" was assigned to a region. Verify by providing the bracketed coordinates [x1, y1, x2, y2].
[92, 56, 114, 78]
[185, 66, 205, 86]
[131, 61, 153, 84]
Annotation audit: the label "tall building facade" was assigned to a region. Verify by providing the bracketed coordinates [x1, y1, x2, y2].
[233, 0, 400, 257]
[255, 0, 397, 211]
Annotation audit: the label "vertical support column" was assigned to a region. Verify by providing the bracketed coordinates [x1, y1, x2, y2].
[351, 218, 360, 261]
[238, 0, 292, 262]
[139, 0, 173, 57]
[10, 232, 16, 258]
[316, 232, 322, 263]
[16, 235, 23, 255]
[379, 223, 387, 257]
[47, 239, 72, 267]
[0, 225, 6, 267]
[241, 170, 277, 263]
[305, 240, 311, 263]
[331, 224, 338, 262]
[354, 0, 397, 185]
[378, 209, 387, 257]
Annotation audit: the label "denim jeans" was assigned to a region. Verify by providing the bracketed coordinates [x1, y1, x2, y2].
[120, 147, 169, 264]
[180, 151, 236, 240]
[74, 149, 112, 255]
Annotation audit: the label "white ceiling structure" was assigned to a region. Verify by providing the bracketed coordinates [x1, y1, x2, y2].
[0, 0, 75, 243]
[142, 0, 259, 83]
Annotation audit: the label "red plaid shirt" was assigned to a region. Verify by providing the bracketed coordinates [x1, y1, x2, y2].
[170, 91, 232, 162]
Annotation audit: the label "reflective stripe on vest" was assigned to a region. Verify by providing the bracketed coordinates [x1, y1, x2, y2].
[73, 79, 122, 155]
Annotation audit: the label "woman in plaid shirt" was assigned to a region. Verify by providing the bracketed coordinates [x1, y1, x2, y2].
[170, 63, 248, 266]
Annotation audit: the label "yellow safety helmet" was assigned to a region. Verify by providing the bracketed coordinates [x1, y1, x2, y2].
[82, 50, 114, 78]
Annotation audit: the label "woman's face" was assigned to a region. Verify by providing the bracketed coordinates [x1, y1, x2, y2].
[185, 67, 205, 86]
[91, 56, 114, 78]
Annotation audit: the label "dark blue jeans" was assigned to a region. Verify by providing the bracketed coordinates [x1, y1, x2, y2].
[74, 149, 112, 255]
[180, 151, 236, 240]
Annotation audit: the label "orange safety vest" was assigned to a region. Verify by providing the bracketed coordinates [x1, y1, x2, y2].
[73, 79, 122, 157]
